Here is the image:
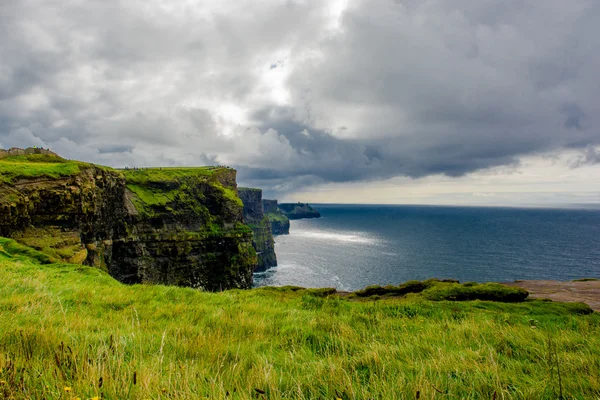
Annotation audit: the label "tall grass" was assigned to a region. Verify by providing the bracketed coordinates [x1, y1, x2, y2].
[1, 238, 599, 399]
[0, 156, 81, 185]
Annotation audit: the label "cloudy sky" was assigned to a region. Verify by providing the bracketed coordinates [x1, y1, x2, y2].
[1, 0, 599, 206]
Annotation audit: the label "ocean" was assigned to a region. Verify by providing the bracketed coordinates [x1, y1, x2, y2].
[253, 204, 600, 291]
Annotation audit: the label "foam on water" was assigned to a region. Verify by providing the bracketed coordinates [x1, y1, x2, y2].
[293, 229, 379, 245]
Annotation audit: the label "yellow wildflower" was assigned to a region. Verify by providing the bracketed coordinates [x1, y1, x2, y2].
[64, 386, 72, 392]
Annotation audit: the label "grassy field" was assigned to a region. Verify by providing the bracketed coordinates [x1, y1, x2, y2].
[121, 167, 221, 186]
[0, 238, 599, 399]
[0, 155, 87, 185]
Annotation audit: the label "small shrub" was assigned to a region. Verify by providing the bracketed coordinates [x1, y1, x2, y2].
[354, 280, 428, 297]
[561, 302, 594, 315]
[423, 282, 529, 303]
[304, 288, 337, 297]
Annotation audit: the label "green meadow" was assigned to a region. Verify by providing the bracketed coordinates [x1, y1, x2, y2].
[0, 237, 599, 399]
[0, 155, 86, 185]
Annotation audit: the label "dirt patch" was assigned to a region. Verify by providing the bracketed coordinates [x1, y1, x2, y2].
[504, 280, 600, 312]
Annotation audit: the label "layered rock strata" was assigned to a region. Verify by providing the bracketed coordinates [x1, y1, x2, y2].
[262, 199, 290, 235]
[238, 188, 277, 272]
[0, 149, 257, 290]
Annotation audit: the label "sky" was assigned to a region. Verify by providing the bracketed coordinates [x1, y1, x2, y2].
[1, 0, 599, 206]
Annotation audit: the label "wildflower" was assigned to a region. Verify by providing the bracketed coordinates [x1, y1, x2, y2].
[90, 397, 100, 400]
[64, 386, 72, 392]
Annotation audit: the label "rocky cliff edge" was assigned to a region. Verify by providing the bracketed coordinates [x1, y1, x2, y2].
[238, 188, 277, 272]
[262, 199, 290, 235]
[0, 149, 257, 290]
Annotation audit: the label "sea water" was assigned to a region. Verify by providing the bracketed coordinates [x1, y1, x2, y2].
[253, 204, 600, 290]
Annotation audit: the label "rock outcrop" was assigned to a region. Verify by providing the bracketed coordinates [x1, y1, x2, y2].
[0, 149, 257, 290]
[238, 188, 277, 272]
[0, 147, 59, 159]
[262, 199, 290, 235]
[279, 203, 321, 220]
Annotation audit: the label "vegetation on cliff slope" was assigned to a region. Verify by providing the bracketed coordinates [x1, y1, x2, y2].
[266, 212, 289, 223]
[279, 203, 321, 220]
[0, 154, 101, 185]
[1, 238, 598, 399]
[122, 167, 242, 218]
[1, 156, 257, 290]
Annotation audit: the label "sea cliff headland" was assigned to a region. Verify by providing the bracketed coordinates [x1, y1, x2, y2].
[262, 199, 291, 235]
[238, 187, 277, 271]
[0, 148, 256, 290]
[279, 202, 321, 220]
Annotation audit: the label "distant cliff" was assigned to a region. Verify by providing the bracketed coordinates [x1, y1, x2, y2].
[263, 199, 290, 235]
[279, 203, 321, 220]
[0, 149, 257, 290]
[238, 188, 277, 272]
[0, 147, 59, 159]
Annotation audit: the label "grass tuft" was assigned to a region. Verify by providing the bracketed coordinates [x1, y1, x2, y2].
[422, 282, 529, 302]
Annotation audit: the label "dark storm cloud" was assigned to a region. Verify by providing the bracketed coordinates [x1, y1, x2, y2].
[1, 0, 599, 194]
[561, 103, 586, 131]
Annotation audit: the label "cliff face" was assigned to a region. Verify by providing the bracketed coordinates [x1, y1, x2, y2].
[238, 188, 277, 272]
[0, 159, 127, 268]
[0, 150, 257, 290]
[115, 168, 256, 290]
[262, 199, 290, 235]
[279, 203, 321, 220]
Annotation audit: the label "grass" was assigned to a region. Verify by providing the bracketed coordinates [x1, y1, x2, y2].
[1, 238, 599, 399]
[122, 167, 243, 216]
[12, 228, 88, 264]
[120, 167, 220, 186]
[266, 212, 289, 223]
[0, 155, 83, 185]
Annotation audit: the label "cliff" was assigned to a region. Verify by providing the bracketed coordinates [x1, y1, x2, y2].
[263, 199, 290, 235]
[0, 146, 59, 159]
[238, 188, 277, 272]
[0, 149, 257, 290]
[279, 202, 321, 220]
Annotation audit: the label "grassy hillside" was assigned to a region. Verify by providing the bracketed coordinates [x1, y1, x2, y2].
[0, 238, 599, 399]
[0, 155, 87, 185]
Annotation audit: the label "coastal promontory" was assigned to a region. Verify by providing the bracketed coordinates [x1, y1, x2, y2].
[238, 187, 277, 271]
[263, 199, 290, 235]
[0, 148, 257, 290]
[279, 202, 321, 220]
